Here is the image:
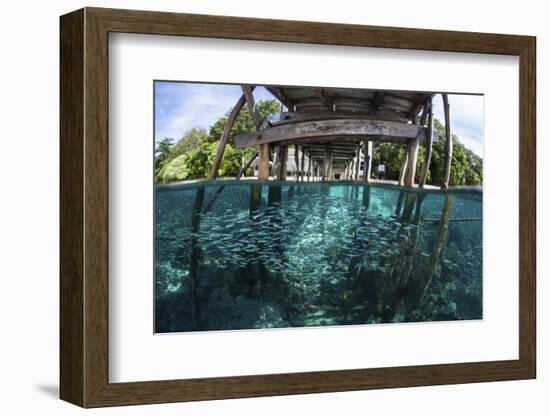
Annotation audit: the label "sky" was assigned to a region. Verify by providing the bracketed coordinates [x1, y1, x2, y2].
[155, 82, 484, 157]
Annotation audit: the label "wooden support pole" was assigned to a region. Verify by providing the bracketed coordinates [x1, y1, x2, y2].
[300, 146, 305, 182]
[442, 93, 453, 189]
[294, 145, 299, 181]
[364, 140, 373, 183]
[258, 144, 270, 180]
[354, 143, 361, 180]
[307, 154, 312, 181]
[242, 85, 269, 182]
[328, 148, 334, 180]
[419, 100, 434, 188]
[188, 187, 205, 328]
[277, 145, 287, 180]
[323, 146, 329, 181]
[209, 91, 251, 179]
[398, 144, 410, 186]
[403, 138, 419, 187]
[241, 85, 262, 129]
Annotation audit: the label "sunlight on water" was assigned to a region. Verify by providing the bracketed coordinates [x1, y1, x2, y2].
[155, 181, 482, 333]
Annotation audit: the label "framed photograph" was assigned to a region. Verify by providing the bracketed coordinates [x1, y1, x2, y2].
[60, 7, 536, 408]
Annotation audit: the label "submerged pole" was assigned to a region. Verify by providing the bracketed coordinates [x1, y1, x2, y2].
[189, 187, 205, 328]
[411, 194, 453, 314]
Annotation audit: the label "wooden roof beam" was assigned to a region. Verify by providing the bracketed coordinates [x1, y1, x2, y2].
[314, 88, 335, 111]
[241, 85, 262, 129]
[235, 118, 426, 148]
[266, 87, 295, 111]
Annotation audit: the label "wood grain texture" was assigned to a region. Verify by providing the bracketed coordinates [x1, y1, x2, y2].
[59, 7, 537, 408]
[234, 119, 426, 148]
[59, 8, 84, 407]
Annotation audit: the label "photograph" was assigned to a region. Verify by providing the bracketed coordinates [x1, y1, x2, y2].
[153, 82, 484, 333]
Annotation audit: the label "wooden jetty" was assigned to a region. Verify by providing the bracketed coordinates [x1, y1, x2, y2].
[210, 85, 453, 189]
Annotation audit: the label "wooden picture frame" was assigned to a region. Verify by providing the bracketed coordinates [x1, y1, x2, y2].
[60, 7, 536, 408]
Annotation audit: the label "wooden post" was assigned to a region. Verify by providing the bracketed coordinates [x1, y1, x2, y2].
[403, 138, 419, 187]
[354, 143, 361, 180]
[419, 100, 434, 188]
[209, 92, 250, 179]
[300, 146, 305, 182]
[241, 85, 270, 182]
[277, 145, 287, 180]
[241, 85, 262, 129]
[442, 93, 453, 189]
[307, 154, 312, 182]
[398, 144, 410, 186]
[323, 146, 330, 181]
[363, 140, 372, 183]
[258, 144, 270, 180]
[294, 145, 299, 181]
[328, 148, 334, 180]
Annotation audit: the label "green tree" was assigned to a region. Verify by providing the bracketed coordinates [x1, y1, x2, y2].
[155, 100, 280, 183]
[429, 119, 483, 186]
[371, 143, 406, 180]
[154, 137, 174, 175]
[170, 127, 209, 155]
[208, 99, 281, 146]
[369, 118, 482, 186]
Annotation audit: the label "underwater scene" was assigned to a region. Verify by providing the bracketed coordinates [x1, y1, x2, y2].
[155, 181, 482, 333]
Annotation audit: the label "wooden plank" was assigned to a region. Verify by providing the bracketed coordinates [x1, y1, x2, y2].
[209, 90, 252, 179]
[275, 110, 411, 125]
[235, 119, 426, 148]
[419, 100, 434, 187]
[442, 93, 453, 188]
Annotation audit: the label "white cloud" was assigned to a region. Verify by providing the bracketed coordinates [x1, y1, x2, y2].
[433, 94, 484, 157]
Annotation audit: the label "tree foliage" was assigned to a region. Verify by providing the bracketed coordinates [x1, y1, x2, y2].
[371, 118, 482, 186]
[155, 99, 280, 183]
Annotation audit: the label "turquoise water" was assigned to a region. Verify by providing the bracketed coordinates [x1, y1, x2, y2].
[155, 181, 482, 333]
